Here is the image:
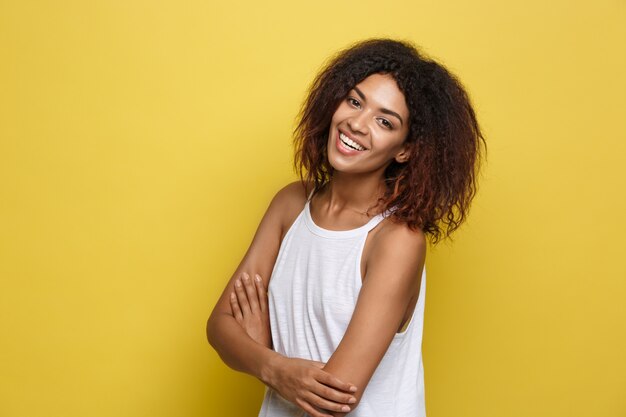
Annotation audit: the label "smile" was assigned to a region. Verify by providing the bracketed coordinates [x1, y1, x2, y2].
[339, 131, 366, 151]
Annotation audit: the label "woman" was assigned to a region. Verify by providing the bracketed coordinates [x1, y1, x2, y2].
[207, 38, 486, 417]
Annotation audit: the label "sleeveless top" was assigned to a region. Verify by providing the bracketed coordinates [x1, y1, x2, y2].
[258, 190, 427, 417]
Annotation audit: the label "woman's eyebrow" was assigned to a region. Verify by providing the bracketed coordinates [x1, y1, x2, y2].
[353, 86, 404, 126]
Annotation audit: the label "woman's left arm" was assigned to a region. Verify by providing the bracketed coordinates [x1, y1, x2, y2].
[323, 223, 427, 416]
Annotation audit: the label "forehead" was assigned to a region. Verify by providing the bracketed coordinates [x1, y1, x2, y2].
[352, 73, 409, 117]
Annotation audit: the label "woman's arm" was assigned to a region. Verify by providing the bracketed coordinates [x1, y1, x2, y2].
[206, 183, 287, 375]
[206, 181, 358, 417]
[322, 222, 427, 416]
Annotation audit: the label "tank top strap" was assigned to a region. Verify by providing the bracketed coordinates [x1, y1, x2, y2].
[362, 205, 397, 233]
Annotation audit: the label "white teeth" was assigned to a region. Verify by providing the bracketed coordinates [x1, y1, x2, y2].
[339, 132, 365, 151]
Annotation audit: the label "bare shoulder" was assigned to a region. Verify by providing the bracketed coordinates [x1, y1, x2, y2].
[272, 180, 311, 210]
[366, 218, 427, 283]
[268, 180, 314, 237]
[372, 218, 427, 255]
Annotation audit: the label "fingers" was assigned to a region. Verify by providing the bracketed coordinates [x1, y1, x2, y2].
[295, 398, 333, 417]
[234, 276, 251, 315]
[234, 271, 267, 317]
[254, 274, 268, 312]
[316, 370, 358, 395]
[230, 292, 243, 323]
[312, 378, 357, 407]
[241, 272, 261, 313]
[307, 391, 354, 414]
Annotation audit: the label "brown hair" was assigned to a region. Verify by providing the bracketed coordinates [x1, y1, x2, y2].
[293, 38, 487, 245]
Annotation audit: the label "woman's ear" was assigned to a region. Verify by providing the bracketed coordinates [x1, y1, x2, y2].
[395, 152, 409, 163]
[395, 144, 411, 163]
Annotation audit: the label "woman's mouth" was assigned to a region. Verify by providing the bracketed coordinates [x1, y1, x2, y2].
[336, 131, 367, 154]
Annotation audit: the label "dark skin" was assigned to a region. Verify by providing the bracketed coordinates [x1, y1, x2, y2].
[206, 182, 359, 417]
[228, 184, 425, 417]
[207, 74, 426, 416]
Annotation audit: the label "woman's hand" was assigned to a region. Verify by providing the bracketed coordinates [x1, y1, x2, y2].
[229, 272, 358, 416]
[230, 271, 272, 348]
[264, 355, 358, 417]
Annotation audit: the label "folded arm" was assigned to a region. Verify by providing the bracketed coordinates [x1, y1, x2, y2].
[207, 181, 359, 417]
[206, 194, 283, 381]
[322, 222, 427, 416]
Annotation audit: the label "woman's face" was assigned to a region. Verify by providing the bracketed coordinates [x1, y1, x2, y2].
[327, 72, 410, 176]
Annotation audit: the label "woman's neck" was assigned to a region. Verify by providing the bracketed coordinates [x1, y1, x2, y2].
[317, 173, 385, 217]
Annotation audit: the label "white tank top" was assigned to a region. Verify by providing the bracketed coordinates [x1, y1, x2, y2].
[259, 190, 427, 417]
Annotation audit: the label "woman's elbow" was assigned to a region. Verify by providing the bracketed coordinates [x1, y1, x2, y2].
[206, 311, 225, 349]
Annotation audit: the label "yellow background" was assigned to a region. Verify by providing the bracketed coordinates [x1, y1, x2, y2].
[1, 0, 625, 416]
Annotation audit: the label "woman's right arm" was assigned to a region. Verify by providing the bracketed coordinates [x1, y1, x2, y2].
[206, 181, 358, 417]
[206, 182, 288, 377]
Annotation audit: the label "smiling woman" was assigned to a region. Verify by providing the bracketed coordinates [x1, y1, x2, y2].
[207, 38, 486, 417]
[329, 73, 411, 175]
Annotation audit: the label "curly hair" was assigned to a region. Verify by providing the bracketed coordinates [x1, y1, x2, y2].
[292, 38, 487, 245]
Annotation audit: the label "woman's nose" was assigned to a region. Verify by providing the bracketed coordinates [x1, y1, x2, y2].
[347, 111, 369, 134]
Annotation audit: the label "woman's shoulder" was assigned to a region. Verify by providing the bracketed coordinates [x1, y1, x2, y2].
[370, 215, 427, 258]
[361, 218, 426, 300]
[270, 180, 311, 211]
[269, 180, 313, 237]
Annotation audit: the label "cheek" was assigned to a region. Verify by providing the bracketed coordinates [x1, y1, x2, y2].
[330, 103, 351, 121]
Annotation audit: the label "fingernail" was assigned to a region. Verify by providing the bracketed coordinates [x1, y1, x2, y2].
[341, 406, 351, 412]
[235, 280, 241, 288]
[242, 273, 249, 281]
[348, 397, 356, 404]
[255, 274, 261, 282]
[349, 385, 357, 392]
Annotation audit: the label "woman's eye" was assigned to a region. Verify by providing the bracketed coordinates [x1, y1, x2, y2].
[379, 119, 393, 129]
[348, 97, 360, 108]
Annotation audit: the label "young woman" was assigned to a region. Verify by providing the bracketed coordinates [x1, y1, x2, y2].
[207, 38, 486, 417]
